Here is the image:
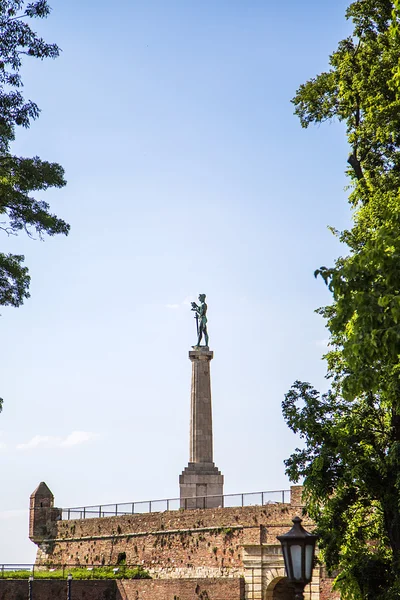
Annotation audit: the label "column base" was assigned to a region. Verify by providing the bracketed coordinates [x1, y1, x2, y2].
[180, 463, 224, 509]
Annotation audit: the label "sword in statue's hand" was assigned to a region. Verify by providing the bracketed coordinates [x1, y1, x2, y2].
[191, 302, 199, 336]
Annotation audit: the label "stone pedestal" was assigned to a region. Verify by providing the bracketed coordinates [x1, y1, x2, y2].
[180, 347, 224, 508]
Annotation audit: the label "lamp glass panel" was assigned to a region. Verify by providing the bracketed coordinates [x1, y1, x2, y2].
[305, 543, 314, 580]
[290, 544, 302, 580]
[282, 545, 290, 577]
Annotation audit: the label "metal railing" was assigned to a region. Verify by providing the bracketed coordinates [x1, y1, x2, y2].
[0, 563, 142, 578]
[61, 489, 290, 520]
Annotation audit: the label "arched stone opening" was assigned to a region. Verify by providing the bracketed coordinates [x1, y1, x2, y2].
[272, 578, 296, 600]
[265, 577, 296, 600]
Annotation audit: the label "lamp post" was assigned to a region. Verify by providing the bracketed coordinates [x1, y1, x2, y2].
[28, 574, 33, 600]
[277, 516, 317, 600]
[67, 573, 72, 600]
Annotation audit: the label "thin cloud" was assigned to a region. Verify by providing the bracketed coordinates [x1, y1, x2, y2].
[17, 435, 55, 450]
[60, 431, 99, 447]
[315, 339, 330, 349]
[0, 509, 27, 520]
[17, 431, 99, 451]
[166, 296, 194, 310]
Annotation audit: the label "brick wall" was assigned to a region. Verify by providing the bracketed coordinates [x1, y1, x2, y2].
[0, 580, 115, 600]
[117, 578, 245, 599]
[34, 503, 309, 578]
[0, 578, 244, 600]
[28, 489, 342, 597]
[320, 576, 340, 600]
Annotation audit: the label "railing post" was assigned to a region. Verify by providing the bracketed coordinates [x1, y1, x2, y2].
[262, 492, 264, 506]
[282, 490, 285, 503]
[68, 509, 70, 520]
[115, 504, 118, 516]
[99, 506, 102, 518]
[149, 501, 152, 513]
[241, 494, 244, 507]
[67, 574, 72, 600]
[185, 497, 187, 510]
[221, 494, 224, 508]
[83, 507, 86, 519]
[167, 499, 169, 511]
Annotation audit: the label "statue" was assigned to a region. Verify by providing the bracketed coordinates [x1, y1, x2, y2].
[191, 294, 209, 347]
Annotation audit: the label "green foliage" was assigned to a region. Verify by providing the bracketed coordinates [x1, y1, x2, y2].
[2, 565, 151, 580]
[0, 1, 69, 308]
[283, 2, 400, 599]
[221, 527, 234, 538]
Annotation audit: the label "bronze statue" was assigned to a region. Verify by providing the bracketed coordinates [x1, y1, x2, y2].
[191, 294, 209, 347]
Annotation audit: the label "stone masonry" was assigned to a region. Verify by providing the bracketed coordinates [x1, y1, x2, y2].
[29, 484, 340, 600]
[29, 482, 61, 543]
[0, 579, 245, 600]
[27, 342, 340, 599]
[179, 347, 224, 509]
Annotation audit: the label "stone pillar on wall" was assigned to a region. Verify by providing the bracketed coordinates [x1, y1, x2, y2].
[179, 347, 224, 508]
[290, 485, 305, 507]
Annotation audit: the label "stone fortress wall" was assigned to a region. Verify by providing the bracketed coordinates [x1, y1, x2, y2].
[32, 490, 300, 575]
[29, 484, 339, 600]
[0, 578, 244, 600]
[25, 340, 340, 599]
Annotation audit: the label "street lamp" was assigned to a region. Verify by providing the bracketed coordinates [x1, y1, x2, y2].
[277, 516, 317, 600]
[67, 573, 72, 600]
[28, 574, 33, 600]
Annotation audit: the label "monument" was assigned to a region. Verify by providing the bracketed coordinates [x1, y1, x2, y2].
[25, 294, 336, 599]
[179, 294, 224, 508]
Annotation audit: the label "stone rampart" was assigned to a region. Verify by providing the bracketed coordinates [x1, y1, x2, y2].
[34, 500, 309, 578]
[0, 578, 245, 600]
[28, 484, 340, 599]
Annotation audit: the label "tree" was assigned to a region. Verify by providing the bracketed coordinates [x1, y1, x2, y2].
[282, 2, 400, 599]
[0, 0, 69, 308]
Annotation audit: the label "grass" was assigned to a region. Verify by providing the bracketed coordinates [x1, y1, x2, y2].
[1, 566, 151, 580]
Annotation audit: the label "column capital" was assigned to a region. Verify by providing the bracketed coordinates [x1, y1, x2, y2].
[189, 347, 213, 361]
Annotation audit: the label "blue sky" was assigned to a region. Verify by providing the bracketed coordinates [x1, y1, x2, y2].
[0, 0, 353, 562]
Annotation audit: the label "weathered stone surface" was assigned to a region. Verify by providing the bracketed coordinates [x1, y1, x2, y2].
[0, 579, 245, 600]
[32, 490, 314, 579]
[0, 580, 115, 600]
[30, 484, 339, 599]
[29, 482, 61, 543]
[117, 578, 245, 599]
[180, 347, 224, 507]
[189, 348, 214, 464]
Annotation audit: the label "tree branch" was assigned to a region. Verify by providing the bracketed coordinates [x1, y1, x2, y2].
[348, 152, 364, 179]
[0, 225, 16, 236]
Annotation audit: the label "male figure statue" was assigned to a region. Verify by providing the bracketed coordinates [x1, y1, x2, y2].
[191, 294, 209, 347]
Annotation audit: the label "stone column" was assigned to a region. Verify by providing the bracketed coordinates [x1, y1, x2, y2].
[180, 347, 224, 509]
[189, 348, 214, 463]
